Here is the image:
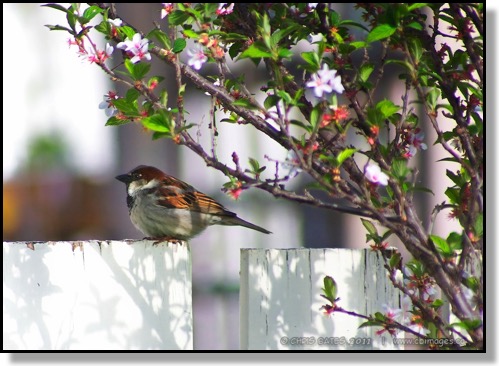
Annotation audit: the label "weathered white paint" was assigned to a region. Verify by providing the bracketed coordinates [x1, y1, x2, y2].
[3, 240, 192, 350]
[240, 248, 403, 350]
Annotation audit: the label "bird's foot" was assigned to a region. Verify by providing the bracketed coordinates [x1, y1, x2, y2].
[143, 236, 184, 246]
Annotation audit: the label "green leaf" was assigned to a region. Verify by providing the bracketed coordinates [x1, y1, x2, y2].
[408, 38, 423, 63]
[446, 169, 464, 186]
[367, 24, 396, 43]
[377, 99, 400, 119]
[152, 132, 170, 140]
[45, 24, 75, 33]
[309, 106, 320, 129]
[474, 213, 483, 237]
[407, 21, 424, 31]
[142, 114, 171, 133]
[322, 276, 338, 302]
[228, 42, 244, 59]
[264, 95, 279, 110]
[124, 59, 151, 80]
[239, 42, 272, 59]
[159, 90, 168, 107]
[446, 232, 462, 251]
[329, 10, 341, 27]
[337, 148, 357, 165]
[112, 99, 140, 117]
[408, 3, 428, 11]
[169, 10, 191, 25]
[271, 25, 301, 45]
[450, 319, 482, 331]
[116, 29, 135, 42]
[276, 90, 293, 104]
[359, 320, 384, 328]
[42, 3, 70, 13]
[66, 11, 77, 32]
[290, 119, 312, 132]
[445, 187, 460, 204]
[389, 252, 402, 269]
[232, 98, 257, 109]
[361, 219, 378, 237]
[105, 117, 130, 126]
[339, 20, 369, 32]
[172, 38, 187, 53]
[427, 88, 441, 110]
[213, 32, 248, 42]
[81, 5, 103, 23]
[248, 158, 260, 172]
[95, 20, 111, 35]
[125, 88, 140, 102]
[431, 299, 444, 308]
[464, 277, 479, 292]
[124, 58, 134, 75]
[407, 185, 435, 195]
[366, 106, 383, 126]
[405, 260, 425, 277]
[135, 63, 151, 80]
[260, 12, 272, 47]
[391, 159, 409, 180]
[278, 48, 293, 60]
[385, 59, 414, 73]
[349, 41, 367, 49]
[381, 230, 394, 241]
[301, 51, 320, 69]
[182, 29, 199, 39]
[359, 63, 374, 83]
[148, 29, 171, 48]
[430, 235, 453, 257]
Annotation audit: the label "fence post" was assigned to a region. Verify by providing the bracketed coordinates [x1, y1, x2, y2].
[3, 240, 192, 350]
[240, 248, 403, 350]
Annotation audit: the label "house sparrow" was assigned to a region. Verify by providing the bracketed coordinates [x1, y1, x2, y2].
[116, 165, 271, 240]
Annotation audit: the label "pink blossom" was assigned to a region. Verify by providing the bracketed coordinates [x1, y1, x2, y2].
[364, 163, 389, 186]
[161, 3, 174, 19]
[99, 91, 119, 117]
[406, 322, 431, 336]
[117, 33, 151, 64]
[307, 3, 318, 11]
[217, 3, 234, 15]
[306, 64, 344, 98]
[228, 187, 242, 200]
[401, 128, 428, 158]
[404, 268, 437, 302]
[79, 42, 114, 64]
[321, 304, 335, 316]
[382, 304, 402, 322]
[107, 18, 123, 27]
[408, 130, 428, 157]
[187, 44, 208, 70]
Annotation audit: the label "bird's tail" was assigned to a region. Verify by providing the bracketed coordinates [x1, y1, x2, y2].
[222, 216, 272, 234]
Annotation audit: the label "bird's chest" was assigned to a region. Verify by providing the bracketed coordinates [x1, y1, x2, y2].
[129, 192, 216, 239]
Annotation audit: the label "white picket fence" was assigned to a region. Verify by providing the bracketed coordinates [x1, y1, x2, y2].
[3, 241, 402, 350]
[240, 248, 402, 350]
[3, 241, 192, 350]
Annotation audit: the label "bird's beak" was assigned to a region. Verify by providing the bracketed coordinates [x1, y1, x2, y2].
[115, 173, 132, 184]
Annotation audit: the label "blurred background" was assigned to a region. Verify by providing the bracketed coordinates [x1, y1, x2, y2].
[3, 3, 461, 349]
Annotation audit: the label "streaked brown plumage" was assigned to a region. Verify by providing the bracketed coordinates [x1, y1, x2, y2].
[116, 165, 271, 240]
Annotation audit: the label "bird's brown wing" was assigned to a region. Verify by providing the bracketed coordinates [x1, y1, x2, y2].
[155, 176, 235, 217]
